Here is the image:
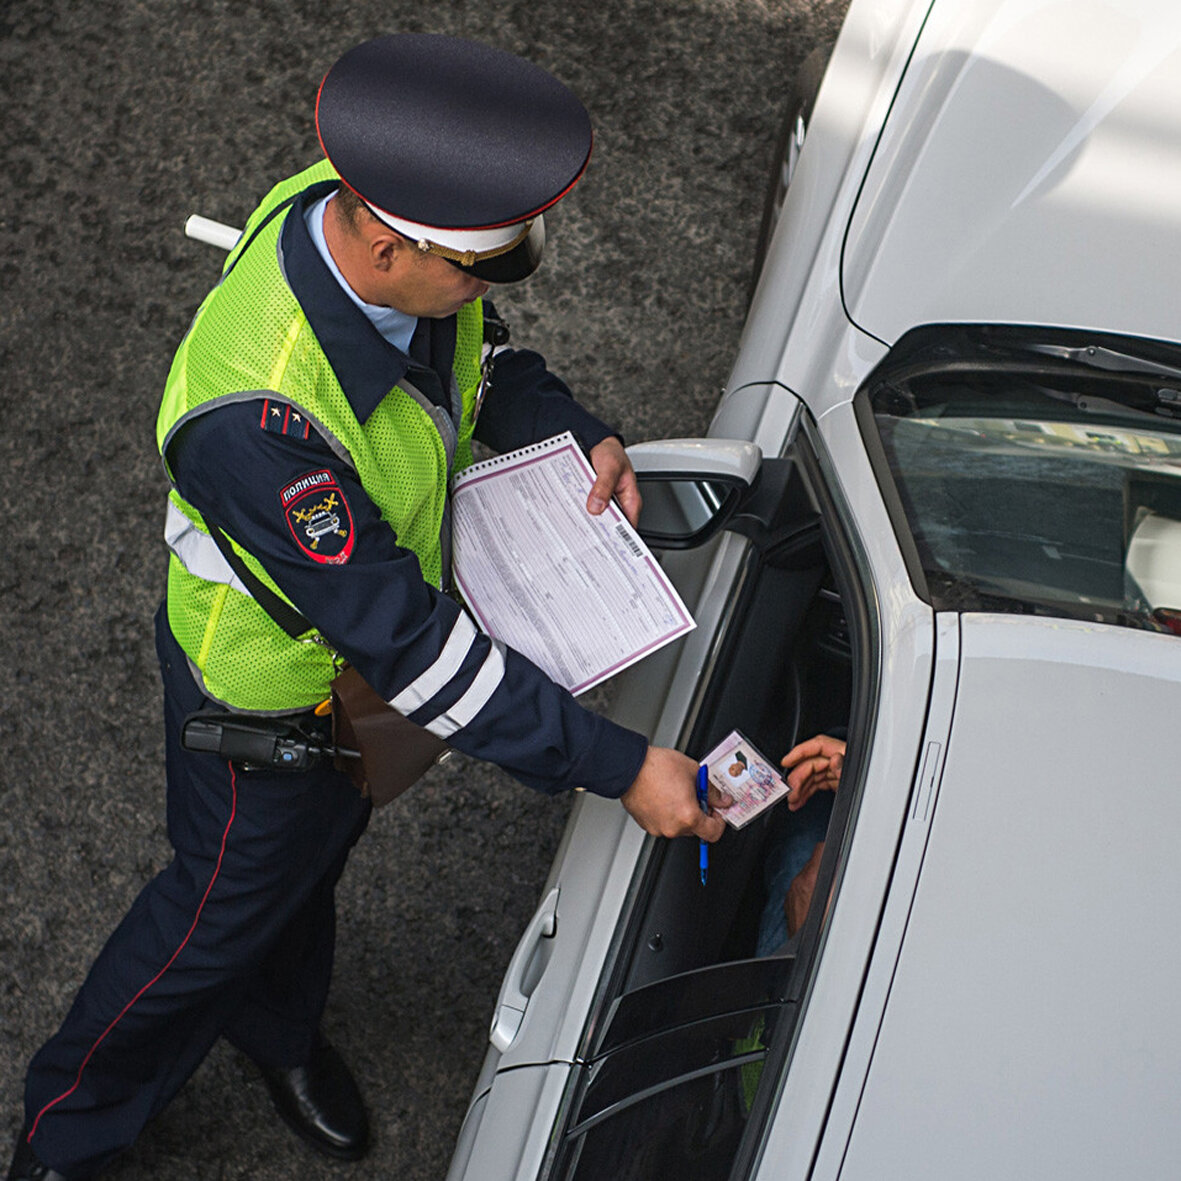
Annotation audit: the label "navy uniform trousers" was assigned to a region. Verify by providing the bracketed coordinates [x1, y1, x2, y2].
[22, 604, 372, 1178]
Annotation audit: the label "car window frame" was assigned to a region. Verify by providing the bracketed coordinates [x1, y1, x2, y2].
[729, 415, 882, 1181]
[539, 414, 885, 1181]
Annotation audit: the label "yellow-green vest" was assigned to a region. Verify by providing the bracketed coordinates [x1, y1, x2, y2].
[157, 160, 484, 711]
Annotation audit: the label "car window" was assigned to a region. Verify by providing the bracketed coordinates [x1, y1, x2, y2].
[545, 430, 871, 1181]
[596, 959, 788, 1056]
[574, 1005, 787, 1128]
[560, 1060, 766, 1180]
[860, 324, 1181, 633]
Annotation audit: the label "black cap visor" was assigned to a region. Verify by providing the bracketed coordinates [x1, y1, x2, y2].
[455, 218, 546, 283]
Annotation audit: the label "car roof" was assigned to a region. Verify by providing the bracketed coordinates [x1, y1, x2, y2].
[842, 0, 1181, 347]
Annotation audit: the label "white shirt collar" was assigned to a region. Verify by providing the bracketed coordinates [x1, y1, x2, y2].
[305, 192, 418, 356]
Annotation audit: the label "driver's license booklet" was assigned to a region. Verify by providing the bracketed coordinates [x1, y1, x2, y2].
[702, 729, 790, 829]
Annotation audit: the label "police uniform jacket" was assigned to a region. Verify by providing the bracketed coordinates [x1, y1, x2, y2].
[162, 171, 648, 799]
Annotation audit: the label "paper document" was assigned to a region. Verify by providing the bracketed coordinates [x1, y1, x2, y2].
[451, 432, 695, 695]
[701, 729, 790, 829]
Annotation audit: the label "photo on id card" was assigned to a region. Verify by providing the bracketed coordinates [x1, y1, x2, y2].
[702, 729, 789, 829]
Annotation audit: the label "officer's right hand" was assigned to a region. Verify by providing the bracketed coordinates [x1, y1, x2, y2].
[620, 746, 730, 841]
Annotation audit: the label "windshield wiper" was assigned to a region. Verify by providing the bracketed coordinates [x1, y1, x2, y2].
[1023, 343, 1181, 383]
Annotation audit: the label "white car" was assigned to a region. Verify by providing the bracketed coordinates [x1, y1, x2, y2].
[447, 1, 1181, 1178]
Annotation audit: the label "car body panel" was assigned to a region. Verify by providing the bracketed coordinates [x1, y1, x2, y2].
[468, 531, 767, 1074]
[444, 794, 634, 1179]
[488, 800, 641, 1071]
[832, 614, 1181, 1179]
[727, 0, 923, 411]
[844, 0, 1181, 348]
[708, 381, 802, 456]
[809, 611, 962, 1181]
[445, 1064, 571, 1181]
[447, 529, 769, 1176]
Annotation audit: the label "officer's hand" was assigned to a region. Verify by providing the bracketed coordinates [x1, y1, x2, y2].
[587, 436, 642, 526]
[620, 746, 730, 841]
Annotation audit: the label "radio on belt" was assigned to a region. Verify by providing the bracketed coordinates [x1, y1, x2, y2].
[181, 711, 359, 771]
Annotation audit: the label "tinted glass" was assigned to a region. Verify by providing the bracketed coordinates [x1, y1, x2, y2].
[575, 1005, 782, 1125]
[564, 1061, 765, 1181]
[596, 957, 790, 1056]
[866, 329, 1181, 630]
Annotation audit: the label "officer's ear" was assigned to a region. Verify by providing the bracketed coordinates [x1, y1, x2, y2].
[368, 228, 408, 274]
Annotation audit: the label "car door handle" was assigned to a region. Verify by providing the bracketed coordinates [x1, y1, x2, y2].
[489, 886, 560, 1052]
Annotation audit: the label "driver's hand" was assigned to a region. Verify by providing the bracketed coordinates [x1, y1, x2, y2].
[781, 734, 846, 812]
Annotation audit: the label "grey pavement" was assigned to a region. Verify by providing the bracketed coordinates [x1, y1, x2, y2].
[0, 2, 847, 1177]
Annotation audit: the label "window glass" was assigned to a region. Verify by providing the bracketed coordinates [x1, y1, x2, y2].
[865, 328, 1181, 631]
[574, 1005, 785, 1126]
[563, 1060, 766, 1181]
[596, 958, 789, 1057]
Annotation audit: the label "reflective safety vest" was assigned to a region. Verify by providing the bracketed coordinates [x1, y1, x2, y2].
[156, 160, 484, 711]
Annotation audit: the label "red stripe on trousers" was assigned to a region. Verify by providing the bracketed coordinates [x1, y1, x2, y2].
[28, 763, 240, 1141]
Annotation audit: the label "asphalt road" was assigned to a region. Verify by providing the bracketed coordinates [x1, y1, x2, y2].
[0, 2, 848, 1177]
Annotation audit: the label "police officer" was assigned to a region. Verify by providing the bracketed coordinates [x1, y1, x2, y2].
[7, 34, 726, 1180]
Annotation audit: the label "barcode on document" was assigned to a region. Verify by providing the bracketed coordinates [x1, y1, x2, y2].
[615, 523, 643, 558]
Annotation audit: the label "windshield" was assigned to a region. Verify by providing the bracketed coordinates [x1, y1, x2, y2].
[862, 326, 1181, 632]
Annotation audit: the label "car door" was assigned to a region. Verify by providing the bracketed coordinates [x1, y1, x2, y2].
[447, 400, 938, 1181]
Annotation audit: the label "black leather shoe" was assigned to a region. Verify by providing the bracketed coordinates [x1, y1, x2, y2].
[259, 1038, 370, 1161]
[5, 1128, 71, 1181]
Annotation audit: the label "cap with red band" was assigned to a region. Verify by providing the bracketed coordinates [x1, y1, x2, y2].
[316, 34, 593, 282]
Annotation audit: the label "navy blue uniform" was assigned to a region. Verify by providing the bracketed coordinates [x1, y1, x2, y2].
[21, 184, 646, 1177]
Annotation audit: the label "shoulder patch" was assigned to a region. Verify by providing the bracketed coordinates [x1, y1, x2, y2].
[260, 398, 312, 439]
[280, 469, 355, 565]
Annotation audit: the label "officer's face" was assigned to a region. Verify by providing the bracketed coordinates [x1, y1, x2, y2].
[330, 202, 493, 318]
[384, 243, 492, 319]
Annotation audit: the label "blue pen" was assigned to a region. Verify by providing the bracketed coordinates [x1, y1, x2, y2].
[696, 763, 710, 886]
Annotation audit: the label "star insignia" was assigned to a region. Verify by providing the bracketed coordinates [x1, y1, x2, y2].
[261, 398, 311, 439]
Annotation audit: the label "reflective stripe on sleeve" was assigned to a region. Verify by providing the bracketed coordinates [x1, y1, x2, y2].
[388, 611, 480, 714]
[424, 640, 506, 739]
[164, 500, 254, 598]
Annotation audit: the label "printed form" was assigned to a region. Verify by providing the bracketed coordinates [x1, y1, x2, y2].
[451, 432, 695, 695]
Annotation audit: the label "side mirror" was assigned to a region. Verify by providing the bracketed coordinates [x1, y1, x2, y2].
[627, 439, 763, 549]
